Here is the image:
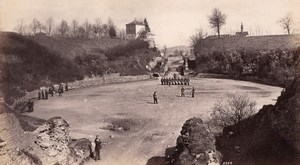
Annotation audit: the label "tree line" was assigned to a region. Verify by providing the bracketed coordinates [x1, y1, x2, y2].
[15, 17, 126, 39]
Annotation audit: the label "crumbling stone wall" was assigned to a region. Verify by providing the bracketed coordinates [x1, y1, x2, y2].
[0, 105, 91, 165]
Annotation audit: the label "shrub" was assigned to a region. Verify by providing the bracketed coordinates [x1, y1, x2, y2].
[209, 93, 256, 131]
[105, 39, 149, 60]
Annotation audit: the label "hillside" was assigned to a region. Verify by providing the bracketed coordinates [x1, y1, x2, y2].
[29, 36, 128, 59]
[215, 61, 300, 164]
[0, 32, 84, 105]
[193, 34, 300, 87]
[0, 32, 159, 106]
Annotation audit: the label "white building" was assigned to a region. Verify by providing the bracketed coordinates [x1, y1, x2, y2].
[125, 19, 156, 48]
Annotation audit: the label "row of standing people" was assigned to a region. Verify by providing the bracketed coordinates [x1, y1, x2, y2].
[38, 83, 69, 100]
[153, 86, 195, 104]
[161, 77, 190, 86]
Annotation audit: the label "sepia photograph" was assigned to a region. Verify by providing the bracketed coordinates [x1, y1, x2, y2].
[0, 0, 300, 164]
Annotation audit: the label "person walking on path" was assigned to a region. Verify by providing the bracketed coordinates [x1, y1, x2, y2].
[94, 135, 102, 161]
[191, 87, 195, 98]
[181, 87, 185, 97]
[153, 91, 158, 104]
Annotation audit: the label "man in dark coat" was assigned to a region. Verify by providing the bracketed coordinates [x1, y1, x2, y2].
[49, 87, 54, 97]
[181, 87, 185, 97]
[41, 90, 45, 99]
[191, 87, 195, 98]
[65, 83, 69, 91]
[38, 91, 41, 100]
[153, 91, 158, 104]
[94, 135, 102, 161]
[27, 99, 34, 112]
[45, 90, 48, 99]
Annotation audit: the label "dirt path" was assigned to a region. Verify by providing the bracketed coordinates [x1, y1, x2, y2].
[24, 77, 282, 165]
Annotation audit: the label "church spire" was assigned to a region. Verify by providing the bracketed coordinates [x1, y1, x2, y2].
[241, 22, 244, 32]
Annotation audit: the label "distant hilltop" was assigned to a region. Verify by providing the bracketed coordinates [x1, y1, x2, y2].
[195, 34, 300, 54]
[165, 45, 191, 55]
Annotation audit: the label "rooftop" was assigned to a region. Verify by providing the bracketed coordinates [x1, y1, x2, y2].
[126, 20, 145, 26]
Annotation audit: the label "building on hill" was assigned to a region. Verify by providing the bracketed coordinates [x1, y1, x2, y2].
[126, 20, 145, 39]
[125, 19, 156, 48]
[235, 22, 249, 37]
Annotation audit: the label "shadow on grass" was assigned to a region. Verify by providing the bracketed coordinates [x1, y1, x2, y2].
[146, 146, 176, 165]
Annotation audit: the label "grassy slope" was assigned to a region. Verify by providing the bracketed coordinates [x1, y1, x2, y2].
[29, 36, 128, 59]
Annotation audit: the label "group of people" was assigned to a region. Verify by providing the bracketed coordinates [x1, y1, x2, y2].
[161, 77, 190, 86]
[181, 86, 195, 97]
[58, 83, 69, 96]
[37, 83, 69, 100]
[26, 83, 70, 112]
[38, 88, 52, 100]
[153, 86, 196, 104]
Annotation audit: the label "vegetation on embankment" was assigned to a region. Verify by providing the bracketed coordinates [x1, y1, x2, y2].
[0, 32, 84, 105]
[193, 34, 300, 87]
[0, 32, 158, 105]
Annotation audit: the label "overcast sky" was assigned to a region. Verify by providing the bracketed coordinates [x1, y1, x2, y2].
[0, 0, 299, 47]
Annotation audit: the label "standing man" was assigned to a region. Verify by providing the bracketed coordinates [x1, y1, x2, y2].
[153, 91, 158, 104]
[41, 90, 45, 99]
[181, 87, 185, 97]
[191, 87, 195, 98]
[45, 89, 48, 100]
[58, 88, 62, 96]
[49, 87, 53, 97]
[27, 99, 34, 112]
[65, 83, 69, 91]
[38, 90, 41, 100]
[94, 135, 102, 161]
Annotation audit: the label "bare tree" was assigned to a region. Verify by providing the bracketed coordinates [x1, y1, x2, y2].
[190, 28, 207, 47]
[36, 20, 45, 33]
[15, 19, 26, 35]
[117, 29, 126, 40]
[92, 18, 102, 38]
[278, 13, 294, 35]
[83, 19, 92, 38]
[71, 19, 79, 37]
[208, 8, 226, 38]
[107, 18, 117, 38]
[30, 18, 39, 35]
[57, 20, 69, 37]
[45, 18, 54, 36]
[209, 93, 256, 130]
[101, 24, 109, 37]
